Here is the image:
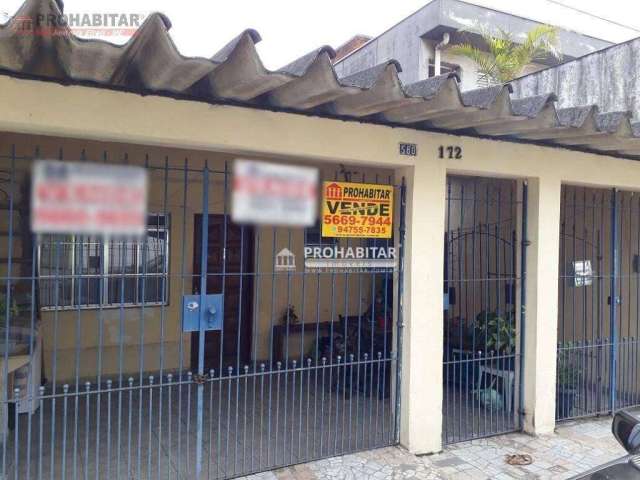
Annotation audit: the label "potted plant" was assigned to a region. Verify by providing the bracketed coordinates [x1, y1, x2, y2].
[556, 345, 581, 418]
[281, 304, 299, 326]
[0, 293, 20, 324]
[474, 310, 516, 370]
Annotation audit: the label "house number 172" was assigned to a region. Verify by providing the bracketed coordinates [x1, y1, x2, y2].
[438, 145, 463, 159]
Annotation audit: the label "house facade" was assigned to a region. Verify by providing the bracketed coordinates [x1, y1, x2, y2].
[1, 0, 640, 479]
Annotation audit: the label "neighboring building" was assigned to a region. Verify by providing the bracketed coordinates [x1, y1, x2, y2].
[333, 34, 372, 63]
[512, 36, 640, 120]
[334, 0, 614, 90]
[2, 0, 640, 479]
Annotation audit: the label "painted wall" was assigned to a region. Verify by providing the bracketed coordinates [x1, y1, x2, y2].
[0, 132, 394, 381]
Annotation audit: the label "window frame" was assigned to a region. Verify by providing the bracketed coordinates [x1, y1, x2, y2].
[37, 214, 170, 311]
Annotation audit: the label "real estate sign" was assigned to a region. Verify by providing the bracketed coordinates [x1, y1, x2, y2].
[232, 159, 318, 227]
[321, 181, 393, 238]
[31, 160, 148, 236]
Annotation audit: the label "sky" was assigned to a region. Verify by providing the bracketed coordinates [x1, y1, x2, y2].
[2, 0, 640, 69]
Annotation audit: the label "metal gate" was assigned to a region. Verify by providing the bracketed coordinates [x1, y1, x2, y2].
[0, 148, 405, 479]
[557, 185, 640, 421]
[443, 175, 526, 444]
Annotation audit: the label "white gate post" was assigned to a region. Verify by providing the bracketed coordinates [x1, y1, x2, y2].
[397, 161, 446, 454]
[522, 176, 562, 434]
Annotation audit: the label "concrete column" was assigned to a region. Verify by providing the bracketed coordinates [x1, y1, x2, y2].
[397, 160, 446, 454]
[522, 176, 562, 434]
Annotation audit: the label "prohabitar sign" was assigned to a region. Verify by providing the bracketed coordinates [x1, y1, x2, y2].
[321, 181, 394, 238]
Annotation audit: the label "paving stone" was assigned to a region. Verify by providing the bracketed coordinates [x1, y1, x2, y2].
[239, 416, 629, 480]
[432, 457, 467, 468]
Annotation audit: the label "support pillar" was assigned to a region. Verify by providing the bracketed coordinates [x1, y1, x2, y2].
[397, 160, 446, 454]
[522, 176, 562, 434]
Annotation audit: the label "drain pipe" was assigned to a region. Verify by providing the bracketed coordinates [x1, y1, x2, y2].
[434, 32, 450, 76]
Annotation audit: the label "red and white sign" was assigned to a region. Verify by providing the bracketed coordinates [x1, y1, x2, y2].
[31, 160, 148, 236]
[232, 159, 318, 227]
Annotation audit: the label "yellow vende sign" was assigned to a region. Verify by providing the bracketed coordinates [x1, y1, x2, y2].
[321, 181, 394, 238]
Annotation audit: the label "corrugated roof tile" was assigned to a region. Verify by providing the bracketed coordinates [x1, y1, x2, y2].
[0, 0, 639, 158]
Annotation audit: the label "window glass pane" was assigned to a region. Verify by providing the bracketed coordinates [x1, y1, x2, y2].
[145, 230, 166, 275]
[74, 236, 103, 306]
[140, 275, 166, 303]
[39, 235, 73, 307]
[139, 215, 168, 303]
[107, 240, 138, 304]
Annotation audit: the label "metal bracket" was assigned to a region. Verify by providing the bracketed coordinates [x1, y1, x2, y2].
[608, 296, 622, 306]
[192, 373, 208, 385]
[182, 294, 224, 332]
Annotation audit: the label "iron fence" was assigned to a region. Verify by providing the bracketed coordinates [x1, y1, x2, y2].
[443, 175, 526, 444]
[557, 186, 640, 421]
[0, 145, 405, 479]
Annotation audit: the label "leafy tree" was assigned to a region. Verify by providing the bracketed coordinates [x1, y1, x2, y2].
[448, 25, 561, 85]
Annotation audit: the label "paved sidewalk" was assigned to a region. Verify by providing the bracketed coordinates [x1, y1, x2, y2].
[245, 416, 626, 479]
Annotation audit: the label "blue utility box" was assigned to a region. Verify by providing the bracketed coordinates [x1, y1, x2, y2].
[182, 294, 224, 332]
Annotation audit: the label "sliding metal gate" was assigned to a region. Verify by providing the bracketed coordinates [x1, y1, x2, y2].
[443, 176, 526, 444]
[557, 186, 640, 421]
[0, 148, 405, 479]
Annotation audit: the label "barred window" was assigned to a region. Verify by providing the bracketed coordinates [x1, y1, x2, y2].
[38, 214, 169, 309]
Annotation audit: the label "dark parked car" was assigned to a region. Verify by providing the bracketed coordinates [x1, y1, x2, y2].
[571, 410, 640, 479]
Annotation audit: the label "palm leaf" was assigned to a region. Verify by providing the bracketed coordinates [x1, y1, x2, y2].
[448, 43, 502, 84]
[448, 24, 561, 83]
[517, 25, 561, 64]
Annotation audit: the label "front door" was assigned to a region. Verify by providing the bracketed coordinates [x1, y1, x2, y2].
[191, 214, 254, 371]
